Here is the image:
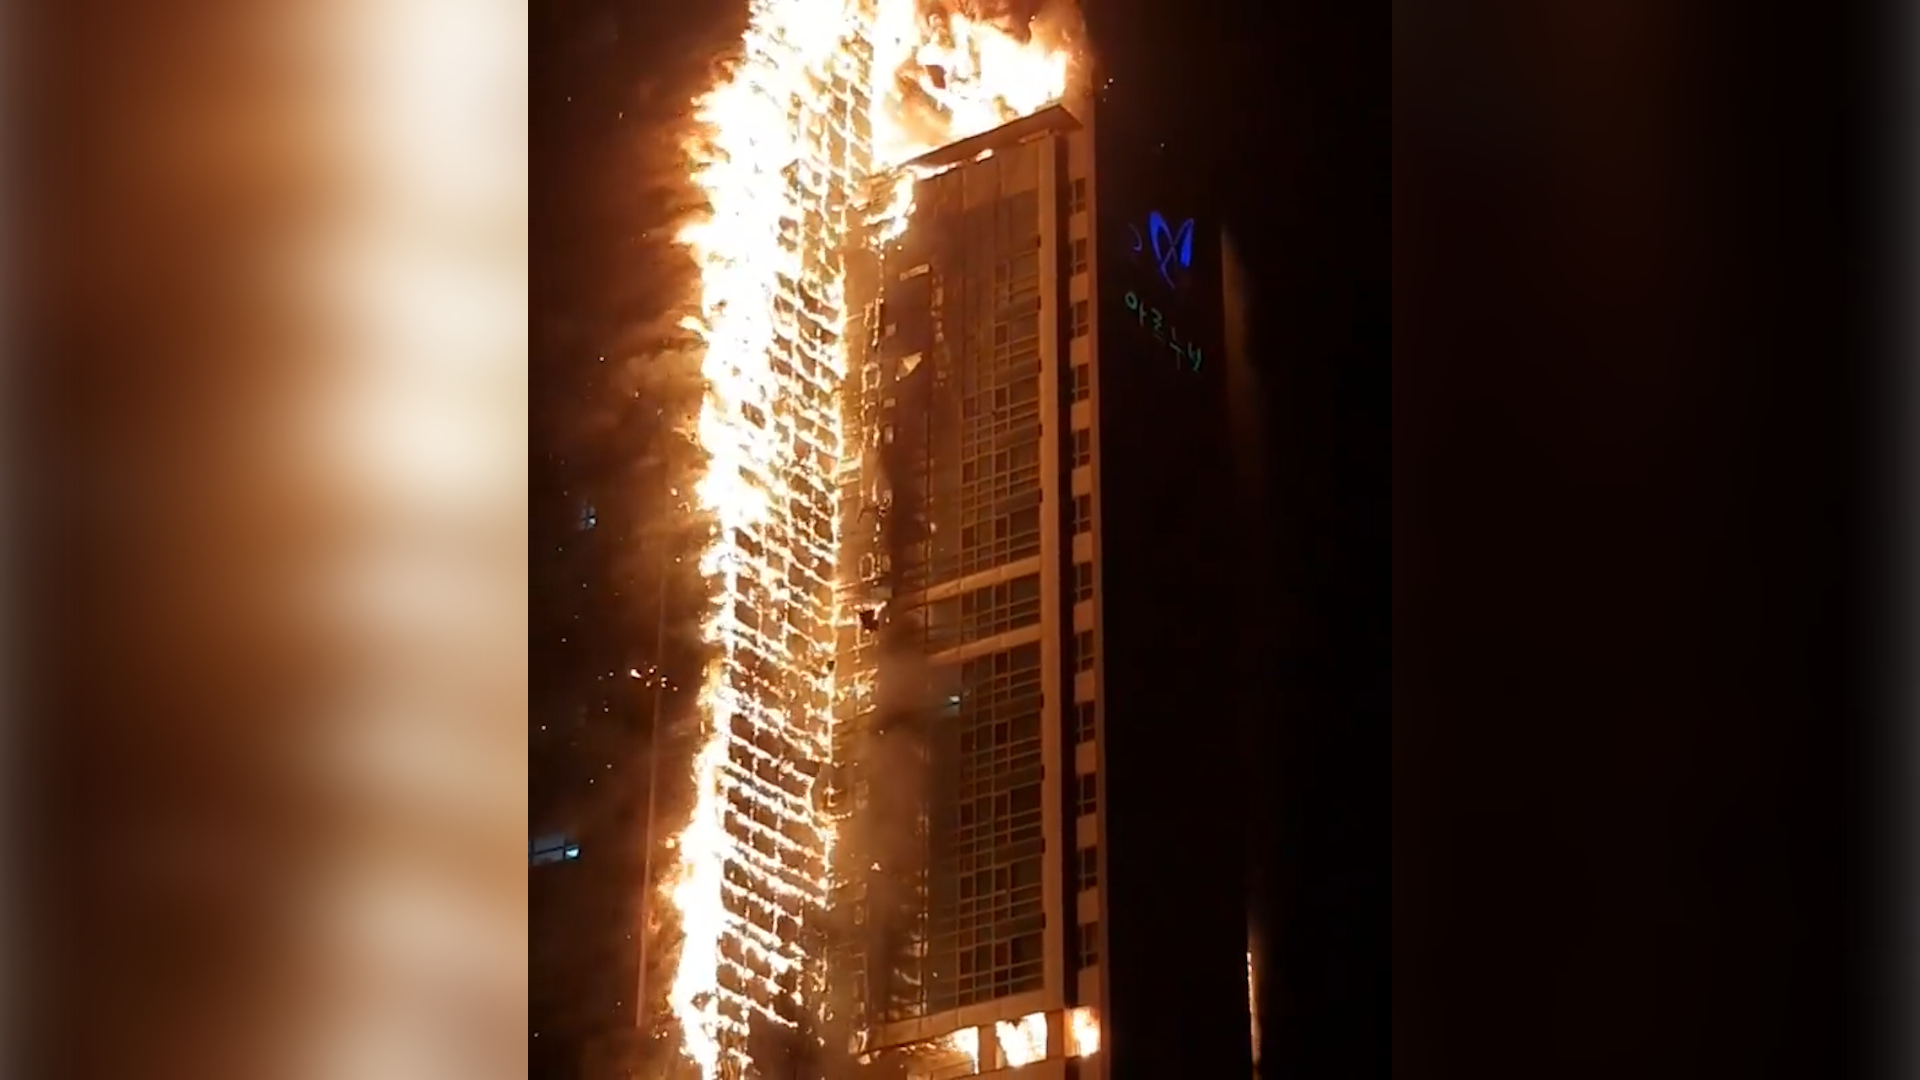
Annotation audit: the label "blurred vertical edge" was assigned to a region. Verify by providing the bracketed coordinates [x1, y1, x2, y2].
[14, 3, 530, 1079]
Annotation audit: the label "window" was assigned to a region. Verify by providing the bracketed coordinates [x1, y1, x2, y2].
[1076, 772, 1098, 816]
[1070, 494, 1092, 534]
[1068, 361, 1090, 402]
[1067, 177, 1088, 214]
[1077, 920, 1100, 967]
[1072, 629, 1095, 672]
[1076, 845, 1099, 891]
[1075, 701, 1096, 743]
[1071, 429, 1092, 468]
[1069, 299, 1090, 339]
[1073, 560, 1094, 602]
[1070, 237, 1089, 274]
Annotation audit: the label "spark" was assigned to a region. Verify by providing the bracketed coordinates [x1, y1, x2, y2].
[660, 1, 1073, 1077]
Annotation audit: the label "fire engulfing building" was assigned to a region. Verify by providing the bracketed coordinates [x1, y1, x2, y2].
[815, 99, 1254, 1080]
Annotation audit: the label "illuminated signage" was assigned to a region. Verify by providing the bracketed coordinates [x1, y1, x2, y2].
[1126, 210, 1195, 290]
[1121, 289, 1203, 371]
[1114, 209, 1205, 371]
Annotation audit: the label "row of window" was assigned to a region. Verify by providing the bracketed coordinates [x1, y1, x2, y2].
[1064, 170, 1100, 971]
[1065, 167, 1101, 955]
[1067, 168, 1091, 419]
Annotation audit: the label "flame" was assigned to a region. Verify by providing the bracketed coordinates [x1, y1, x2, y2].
[1067, 1005, 1100, 1057]
[663, 1, 1074, 1077]
[1249, 948, 1261, 1067]
[943, 1027, 982, 1071]
[994, 1011, 1049, 1068]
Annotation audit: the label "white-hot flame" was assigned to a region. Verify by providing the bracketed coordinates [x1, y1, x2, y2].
[663, 1, 1073, 1077]
[1067, 1005, 1101, 1057]
[994, 1011, 1050, 1068]
[943, 1026, 982, 1071]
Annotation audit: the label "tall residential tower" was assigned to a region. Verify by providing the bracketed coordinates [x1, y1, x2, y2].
[820, 98, 1251, 1080]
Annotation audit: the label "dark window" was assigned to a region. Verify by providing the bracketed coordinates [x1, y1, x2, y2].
[1069, 300, 1090, 339]
[1070, 237, 1089, 274]
[1077, 845, 1099, 891]
[1073, 561, 1094, 602]
[1070, 494, 1092, 534]
[1076, 771, 1098, 816]
[1073, 629, 1095, 673]
[1077, 919, 1100, 967]
[1071, 429, 1092, 468]
[1068, 361, 1090, 402]
[1075, 701, 1096, 743]
[1066, 177, 1088, 214]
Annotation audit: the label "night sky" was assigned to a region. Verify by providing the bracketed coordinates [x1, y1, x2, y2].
[531, 0, 1388, 1076]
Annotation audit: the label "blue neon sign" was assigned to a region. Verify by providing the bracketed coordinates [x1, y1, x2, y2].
[1127, 210, 1195, 289]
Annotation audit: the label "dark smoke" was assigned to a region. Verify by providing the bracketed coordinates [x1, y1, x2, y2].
[532, 3, 741, 1079]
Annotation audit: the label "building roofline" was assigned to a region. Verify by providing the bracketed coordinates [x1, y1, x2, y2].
[903, 102, 1084, 171]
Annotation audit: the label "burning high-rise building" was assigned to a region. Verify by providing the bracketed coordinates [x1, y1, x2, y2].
[654, 4, 1253, 1079]
[817, 92, 1251, 1079]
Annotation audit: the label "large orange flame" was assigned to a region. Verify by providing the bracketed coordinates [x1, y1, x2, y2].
[663, 1, 1073, 1076]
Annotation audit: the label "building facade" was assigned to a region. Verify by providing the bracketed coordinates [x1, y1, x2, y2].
[819, 98, 1250, 1080]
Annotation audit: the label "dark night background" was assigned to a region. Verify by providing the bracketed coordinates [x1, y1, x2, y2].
[534, 0, 1385, 1076]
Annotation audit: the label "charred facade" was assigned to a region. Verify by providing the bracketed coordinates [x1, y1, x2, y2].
[824, 107, 1086, 1080]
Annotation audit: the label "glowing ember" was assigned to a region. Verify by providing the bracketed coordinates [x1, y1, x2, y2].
[662, 1, 1073, 1077]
